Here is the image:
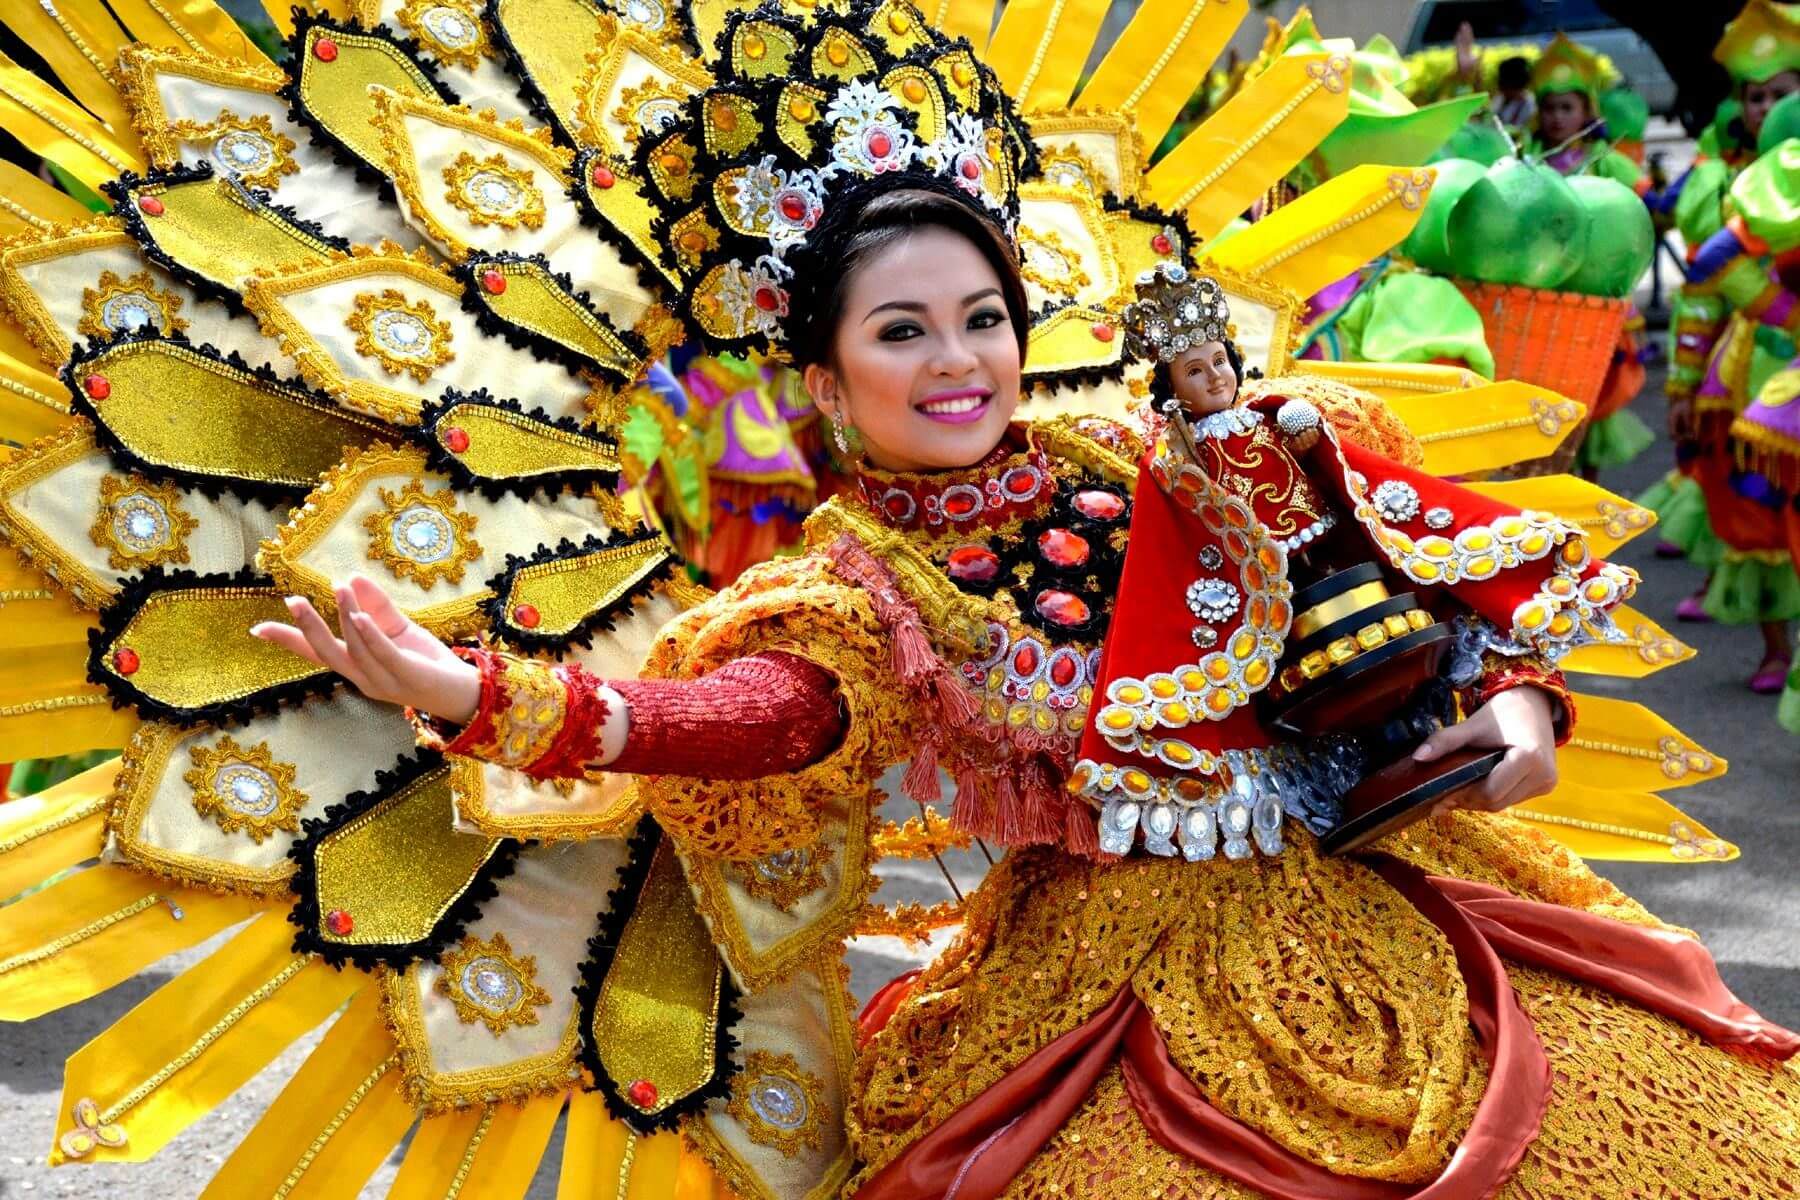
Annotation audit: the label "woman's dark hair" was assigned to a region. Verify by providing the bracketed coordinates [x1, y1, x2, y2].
[784, 186, 1030, 370]
[1150, 336, 1246, 401]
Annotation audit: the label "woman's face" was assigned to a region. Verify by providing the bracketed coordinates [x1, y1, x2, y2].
[1170, 340, 1238, 415]
[1743, 71, 1800, 137]
[1537, 91, 1593, 146]
[804, 226, 1020, 473]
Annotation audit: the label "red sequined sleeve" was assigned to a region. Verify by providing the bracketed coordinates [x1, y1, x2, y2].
[413, 646, 845, 781]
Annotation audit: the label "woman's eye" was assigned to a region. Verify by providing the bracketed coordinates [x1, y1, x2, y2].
[968, 308, 1005, 329]
[878, 322, 922, 342]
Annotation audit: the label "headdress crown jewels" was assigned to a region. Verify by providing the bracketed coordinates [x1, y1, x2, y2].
[1122, 263, 1231, 364]
[636, 0, 1033, 353]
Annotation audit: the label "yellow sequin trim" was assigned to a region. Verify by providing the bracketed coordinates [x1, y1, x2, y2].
[77, 269, 189, 342]
[434, 931, 554, 1035]
[362, 476, 484, 589]
[87, 473, 199, 572]
[182, 734, 309, 844]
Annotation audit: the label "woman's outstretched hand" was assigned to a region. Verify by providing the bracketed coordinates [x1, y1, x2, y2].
[1412, 685, 1559, 815]
[250, 575, 481, 724]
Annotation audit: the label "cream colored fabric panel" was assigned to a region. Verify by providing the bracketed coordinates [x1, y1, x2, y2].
[697, 960, 856, 1200]
[269, 269, 591, 423]
[703, 793, 861, 965]
[155, 72, 424, 251]
[288, 468, 610, 612]
[1030, 128, 1129, 199]
[17, 243, 153, 353]
[406, 838, 626, 1077]
[459, 762, 634, 833]
[117, 695, 414, 887]
[1221, 288, 1283, 378]
[566, 587, 689, 678]
[586, 52, 696, 159]
[363, 1, 536, 123]
[10, 447, 287, 596]
[1018, 190, 1117, 311]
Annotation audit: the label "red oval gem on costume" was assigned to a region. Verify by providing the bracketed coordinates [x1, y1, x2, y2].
[1152, 233, 1173, 255]
[444, 426, 470, 453]
[313, 36, 339, 62]
[882, 493, 913, 519]
[112, 647, 140, 675]
[324, 909, 354, 935]
[778, 192, 808, 222]
[941, 490, 980, 518]
[1091, 322, 1114, 343]
[1038, 528, 1090, 569]
[1012, 642, 1041, 677]
[513, 603, 541, 629]
[867, 129, 893, 158]
[1072, 489, 1125, 520]
[960, 156, 982, 180]
[753, 285, 780, 312]
[480, 269, 506, 294]
[1049, 652, 1080, 688]
[1004, 471, 1036, 496]
[82, 373, 111, 400]
[136, 195, 164, 216]
[1035, 589, 1091, 627]
[590, 163, 616, 188]
[946, 545, 1000, 583]
[627, 1079, 659, 1108]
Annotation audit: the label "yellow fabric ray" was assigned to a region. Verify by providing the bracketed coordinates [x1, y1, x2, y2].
[0, 863, 263, 1021]
[927, 0, 996, 49]
[1466, 474, 1657, 557]
[200, 987, 415, 1200]
[257, 0, 298, 37]
[0, 756, 113, 901]
[0, 0, 138, 157]
[1383, 381, 1583, 477]
[1559, 693, 1725, 794]
[1512, 783, 1737, 864]
[0, 364, 72, 441]
[984, 0, 1112, 113]
[1143, 54, 1350, 241]
[0, 635, 138, 761]
[0, 587, 98, 652]
[558, 1088, 728, 1200]
[1078, 0, 1239, 153]
[1560, 606, 1695, 679]
[0, 52, 143, 192]
[53, 911, 360, 1164]
[0, 159, 96, 236]
[0, 308, 64, 376]
[389, 1094, 563, 1200]
[106, 0, 276, 70]
[1203, 162, 1432, 297]
[1298, 359, 1489, 403]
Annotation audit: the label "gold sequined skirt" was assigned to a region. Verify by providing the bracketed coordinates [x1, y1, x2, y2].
[846, 812, 1800, 1198]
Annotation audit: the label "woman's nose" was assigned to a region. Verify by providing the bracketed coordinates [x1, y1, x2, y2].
[931, 331, 980, 375]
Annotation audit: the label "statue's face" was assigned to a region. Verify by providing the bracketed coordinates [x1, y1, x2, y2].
[1170, 340, 1238, 415]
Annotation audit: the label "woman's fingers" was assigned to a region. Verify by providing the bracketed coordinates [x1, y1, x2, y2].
[249, 621, 326, 666]
[351, 610, 412, 679]
[335, 586, 397, 693]
[348, 574, 410, 638]
[286, 596, 358, 679]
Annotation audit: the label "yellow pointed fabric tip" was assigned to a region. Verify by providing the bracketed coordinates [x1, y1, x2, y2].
[924, 0, 996, 50]
[200, 987, 415, 1200]
[106, 0, 276, 71]
[557, 1088, 720, 1200]
[1512, 782, 1737, 863]
[0, 0, 137, 156]
[1467, 474, 1657, 557]
[984, 0, 1112, 113]
[0, 756, 113, 902]
[0, 359, 74, 444]
[52, 910, 360, 1164]
[0, 52, 144, 191]
[1144, 53, 1352, 241]
[1078, 0, 1242, 154]
[1559, 605, 1694, 678]
[1204, 162, 1434, 296]
[1383, 381, 1584, 477]
[387, 1094, 563, 1200]
[0, 863, 263, 1021]
[1560, 693, 1726, 793]
[1296, 359, 1490, 402]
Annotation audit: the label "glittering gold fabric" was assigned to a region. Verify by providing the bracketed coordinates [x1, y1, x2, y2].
[847, 815, 1800, 1196]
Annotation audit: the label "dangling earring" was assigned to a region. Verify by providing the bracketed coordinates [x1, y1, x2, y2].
[830, 407, 862, 458]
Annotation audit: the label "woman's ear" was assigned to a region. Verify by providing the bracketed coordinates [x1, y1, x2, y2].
[803, 362, 841, 422]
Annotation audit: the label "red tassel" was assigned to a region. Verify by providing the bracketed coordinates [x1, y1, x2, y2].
[932, 672, 982, 725]
[951, 766, 994, 837]
[890, 615, 939, 685]
[991, 771, 1028, 844]
[1064, 799, 1101, 858]
[1018, 762, 1065, 845]
[902, 740, 942, 803]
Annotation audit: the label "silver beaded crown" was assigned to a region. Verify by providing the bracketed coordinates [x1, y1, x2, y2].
[1122, 263, 1231, 365]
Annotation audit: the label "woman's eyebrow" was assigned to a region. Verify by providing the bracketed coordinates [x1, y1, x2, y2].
[864, 287, 1002, 323]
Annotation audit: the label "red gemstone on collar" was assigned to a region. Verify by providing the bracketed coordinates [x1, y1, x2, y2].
[324, 909, 353, 935]
[1049, 651, 1080, 687]
[82, 373, 111, 400]
[444, 426, 470, 453]
[1035, 589, 1091, 627]
[867, 129, 893, 159]
[1037, 528, 1090, 569]
[591, 163, 616, 188]
[1152, 233, 1173, 255]
[941, 490, 980, 518]
[513, 603, 541, 628]
[1012, 642, 1041, 677]
[947, 545, 1000, 583]
[313, 36, 339, 62]
[627, 1079, 659, 1108]
[1072, 489, 1125, 520]
[112, 647, 140, 675]
[1003, 469, 1037, 496]
[136, 195, 164, 216]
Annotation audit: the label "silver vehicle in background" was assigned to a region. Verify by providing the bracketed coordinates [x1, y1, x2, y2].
[1403, 0, 1677, 114]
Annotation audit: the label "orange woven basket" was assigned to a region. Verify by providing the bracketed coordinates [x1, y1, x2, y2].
[1454, 280, 1630, 476]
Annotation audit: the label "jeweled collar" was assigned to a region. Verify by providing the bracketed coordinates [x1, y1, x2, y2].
[855, 424, 1056, 537]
